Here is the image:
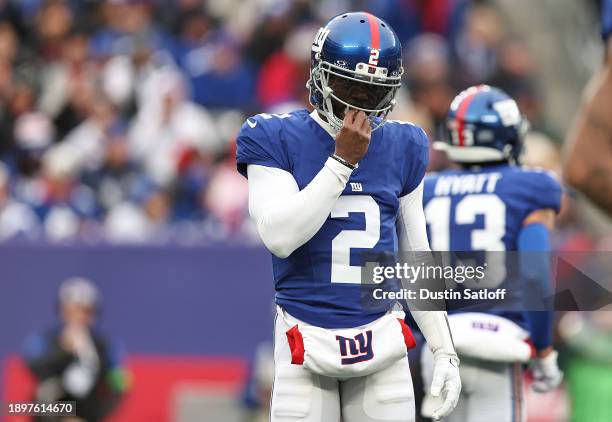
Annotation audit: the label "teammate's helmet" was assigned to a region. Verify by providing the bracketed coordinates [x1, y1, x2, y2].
[307, 12, 403, 131]
[435, 85, 528, 164]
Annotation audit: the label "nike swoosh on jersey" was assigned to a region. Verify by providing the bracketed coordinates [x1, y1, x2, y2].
[247, 119, 257, 128]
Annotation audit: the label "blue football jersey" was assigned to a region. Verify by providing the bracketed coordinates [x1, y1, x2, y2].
[236, 110, 429, 328]
[423, 164, 562, 327]
[423, 165, 561, 251]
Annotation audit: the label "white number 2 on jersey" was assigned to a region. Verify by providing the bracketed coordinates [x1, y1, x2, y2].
[330, 195, 380, 284]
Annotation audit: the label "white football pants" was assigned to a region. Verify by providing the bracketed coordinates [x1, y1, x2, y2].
[270, 307, 416, 422]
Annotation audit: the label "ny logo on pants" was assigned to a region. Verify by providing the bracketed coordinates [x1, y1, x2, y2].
[335, 330, 374, 365]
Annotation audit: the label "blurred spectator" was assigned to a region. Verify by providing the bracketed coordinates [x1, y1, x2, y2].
[365, 0, 468, 45]
[453, 3, 505, 86]
[486, 41, 557, 137]
[33, 0, 74, 62]
[171, 7, 256, 109]
[244, 0, 312, 66]
[5, 69, 57, 190]
[80, 130, 141, 214]
[171, 148, 213, 223]
[128, 68, 222, 186]
[0, 1, 25, 38]
[104, 187, 171, 243]
[38, 26, 95, 140]
[90, 0, 167, 59]
[404, 34, 455, 137]
[256, 24, 314, 111]
[22, 277, 129, 422]
[0, 19, 36, 154]
[45, 93, 120, 176]
[203, 155, 248, 234]
[37, 160, 98, 242]
[0, 161, 39, 240]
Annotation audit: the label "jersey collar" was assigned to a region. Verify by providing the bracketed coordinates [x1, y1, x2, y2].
[310, 110, 338, 138]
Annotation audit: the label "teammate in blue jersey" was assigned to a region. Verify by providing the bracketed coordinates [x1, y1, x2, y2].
[420, 85, 564, 422]
[236, 12, 460, 422]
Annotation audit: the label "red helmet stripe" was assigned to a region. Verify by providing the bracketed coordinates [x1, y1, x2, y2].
[455, 86, 484, 146]
[365, 13, 380, 50]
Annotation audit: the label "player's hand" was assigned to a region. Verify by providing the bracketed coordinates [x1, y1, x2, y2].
[61, 324, 87, 353]
[430, 356, 461, 420]
[334, 109, 371, 165]
[532, 349, 563, 393]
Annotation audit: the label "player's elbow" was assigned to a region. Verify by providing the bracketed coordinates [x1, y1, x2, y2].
[251, 210, 296, 258]
[261, 235, 293, 258]
[256, 222, 294, 258]
[271, 248, 292, 259]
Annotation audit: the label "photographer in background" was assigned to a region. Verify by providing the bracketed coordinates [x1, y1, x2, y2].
[22, 277, 129, 422]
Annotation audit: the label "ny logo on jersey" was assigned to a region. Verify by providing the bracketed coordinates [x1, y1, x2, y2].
[336, 330, 374, 365]
[350, 182, 363, 192]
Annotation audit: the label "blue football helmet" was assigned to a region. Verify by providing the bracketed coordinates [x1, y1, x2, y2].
[307, 12, 403, 131]
[435, 85, 528, 164]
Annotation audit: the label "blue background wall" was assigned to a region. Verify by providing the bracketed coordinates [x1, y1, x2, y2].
[0, 243, 275, 388]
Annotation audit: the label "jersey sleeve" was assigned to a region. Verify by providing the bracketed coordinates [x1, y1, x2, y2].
[522, 170, 563, 214]
[236, 115, 290, 178]
[400, 125, 430, 196]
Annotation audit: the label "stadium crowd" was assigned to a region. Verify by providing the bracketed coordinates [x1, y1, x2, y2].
[0, 0, 576, 243]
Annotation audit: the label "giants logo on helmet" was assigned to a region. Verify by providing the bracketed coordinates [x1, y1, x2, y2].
[336, 330, 374, 364]
[312, 27, 330, 53]
[493, 100, 521, 126]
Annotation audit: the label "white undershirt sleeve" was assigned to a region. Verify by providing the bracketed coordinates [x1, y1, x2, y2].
[411, 309, 458, 361]
[397, 180, 430, 252]
[396, 180, 458, 360]
[247, 158, 353, 258]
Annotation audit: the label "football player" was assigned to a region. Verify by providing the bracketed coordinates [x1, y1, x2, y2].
[420, 85, 564, 422]
[236, 12, 460, 422]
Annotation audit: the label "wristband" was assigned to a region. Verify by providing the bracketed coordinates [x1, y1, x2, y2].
[330, 154, 358, 170]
